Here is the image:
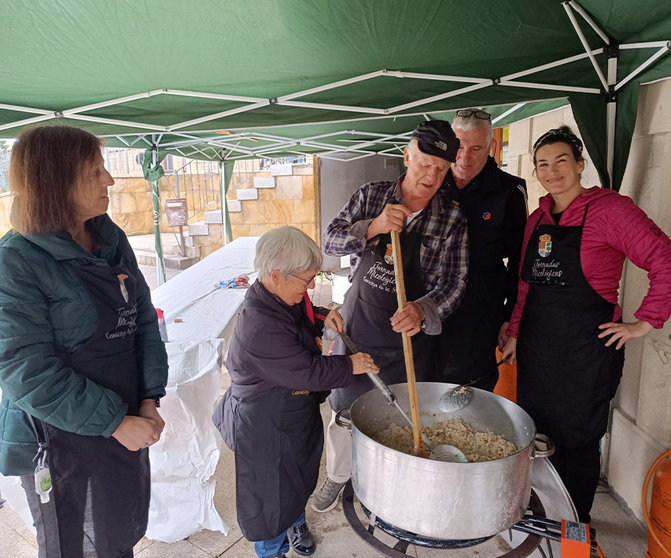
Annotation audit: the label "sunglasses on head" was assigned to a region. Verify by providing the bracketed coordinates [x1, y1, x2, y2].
[456, 109, 492, 121]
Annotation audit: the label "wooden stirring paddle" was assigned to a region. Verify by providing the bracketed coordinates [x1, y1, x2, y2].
[390, 231, 427, 458]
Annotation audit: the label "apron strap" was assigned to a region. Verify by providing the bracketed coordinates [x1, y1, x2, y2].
[303, 292, 315, 325]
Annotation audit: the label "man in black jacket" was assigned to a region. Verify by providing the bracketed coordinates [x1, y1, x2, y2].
[436, 109, 528, 390]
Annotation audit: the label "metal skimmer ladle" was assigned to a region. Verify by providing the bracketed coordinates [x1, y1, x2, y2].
[438, 359, 507, 413]
[335, 329, 468, 463]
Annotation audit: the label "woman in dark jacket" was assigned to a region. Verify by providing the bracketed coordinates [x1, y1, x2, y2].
[0, 126, 168, 557]
[213, 226, 377, 558]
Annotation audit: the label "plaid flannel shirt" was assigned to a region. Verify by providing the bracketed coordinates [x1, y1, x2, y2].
[323, 176, 468, 335]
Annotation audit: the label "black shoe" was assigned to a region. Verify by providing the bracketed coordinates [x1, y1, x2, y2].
[267, 554, 285, 558]
[287, 522, 316, 556]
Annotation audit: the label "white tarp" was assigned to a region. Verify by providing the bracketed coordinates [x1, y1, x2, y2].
[146, 338, 229, 542]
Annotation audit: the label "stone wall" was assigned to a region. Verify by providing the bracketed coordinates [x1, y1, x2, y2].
[0, 175, 220, 237]
[0, 160, 318, 266]
[0, 193, 11, 235]
[108, 177, 155, 235]
[110, 174, 222, 236]
[226, 163, 318, 242]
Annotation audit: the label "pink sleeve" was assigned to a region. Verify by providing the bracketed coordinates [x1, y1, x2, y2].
[606, 197, 671, 328]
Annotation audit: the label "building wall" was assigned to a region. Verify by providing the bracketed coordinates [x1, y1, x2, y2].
[0, 193, 11, 235]
[0, 160, 319, 265]
[110, 174, 223, 236]
[226, 163, 317, 243]
[318, 153, 401, 271]
[507, 106, 602, 212]
[507, 78, 671, 523]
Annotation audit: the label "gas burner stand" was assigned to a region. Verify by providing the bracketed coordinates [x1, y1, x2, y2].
[342, 481, 596, 558]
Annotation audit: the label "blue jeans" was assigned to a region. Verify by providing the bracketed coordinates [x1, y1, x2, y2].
[254, 511, 306, 558]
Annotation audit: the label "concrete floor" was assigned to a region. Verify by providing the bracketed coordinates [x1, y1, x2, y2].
[0, 252, 651, 557]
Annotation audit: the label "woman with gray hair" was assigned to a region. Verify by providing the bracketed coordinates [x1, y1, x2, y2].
[214, 226, 377, 558]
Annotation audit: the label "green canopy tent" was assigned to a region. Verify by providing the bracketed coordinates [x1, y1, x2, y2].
[2, 0, 671, 281]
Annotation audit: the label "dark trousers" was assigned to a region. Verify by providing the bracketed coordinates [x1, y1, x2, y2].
[549, 440, 601, 524]
[21, 475, 135, 558]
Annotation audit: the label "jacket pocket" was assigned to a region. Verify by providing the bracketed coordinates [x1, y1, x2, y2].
[212, 390, 239, 452]
[0, 402, 38, 475]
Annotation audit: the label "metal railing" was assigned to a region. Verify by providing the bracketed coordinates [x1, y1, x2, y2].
[103, 148, 223, 221]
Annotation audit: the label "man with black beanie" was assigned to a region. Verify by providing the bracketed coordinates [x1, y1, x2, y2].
[312, 120, 469, 513]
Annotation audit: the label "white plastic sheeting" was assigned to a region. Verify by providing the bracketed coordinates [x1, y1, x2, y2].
[146, 338, 229, 542]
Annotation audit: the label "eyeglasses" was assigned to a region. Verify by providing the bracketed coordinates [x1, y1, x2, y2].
[456, 109, 492, 121]
[291, 273, 316, 287]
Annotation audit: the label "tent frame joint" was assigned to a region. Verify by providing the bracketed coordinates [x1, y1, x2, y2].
[604, 42, 620, 59]
[606, 85, 618, 103]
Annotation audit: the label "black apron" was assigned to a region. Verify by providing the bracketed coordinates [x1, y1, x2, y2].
[230, 299, 326, 541]
[44, 262, 149, 558]
[328, 230, 436, 412]
[516, 206, 624, 448]
[435, 265, 504, 390]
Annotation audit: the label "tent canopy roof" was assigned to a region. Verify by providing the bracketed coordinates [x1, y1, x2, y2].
[2, 1, 671, 185]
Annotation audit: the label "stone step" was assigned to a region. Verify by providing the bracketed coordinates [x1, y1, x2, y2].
[164, 255, 198, 270]
[133, 249, 199, 270]
[134, 250, 157, 266]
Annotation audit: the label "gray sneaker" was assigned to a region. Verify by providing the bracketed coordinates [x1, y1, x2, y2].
[311, 478, 347, 513]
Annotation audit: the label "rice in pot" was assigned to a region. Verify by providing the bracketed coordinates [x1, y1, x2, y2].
[371, 418, 517, 462]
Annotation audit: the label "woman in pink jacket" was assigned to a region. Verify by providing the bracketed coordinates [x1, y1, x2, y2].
[502, 126, 671, 523]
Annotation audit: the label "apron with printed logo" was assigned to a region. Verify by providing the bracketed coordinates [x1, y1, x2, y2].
[41, 262, 149, 558]
[329, 230, 436, 412]
[517, 205, 624, 447]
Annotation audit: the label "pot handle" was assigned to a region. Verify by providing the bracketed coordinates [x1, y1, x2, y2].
[335, 408, 351, 430]
[531, 433, 555, 459]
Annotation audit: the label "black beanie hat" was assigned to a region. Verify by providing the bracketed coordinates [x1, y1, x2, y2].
[410, 120, 459, 162]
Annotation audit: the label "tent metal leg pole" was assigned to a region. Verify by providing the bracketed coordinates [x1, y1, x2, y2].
[152, 145, 167, 285]
[606, 56, 618, 189]
[219, 160, 228, 245]
[606, 102, 616, 189]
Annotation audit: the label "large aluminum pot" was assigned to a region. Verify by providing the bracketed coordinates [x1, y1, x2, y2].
[349, 381, 553, 540]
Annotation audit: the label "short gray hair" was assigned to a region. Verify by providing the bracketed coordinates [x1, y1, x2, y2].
[254, 226, 323, 280]
[452, 112, 494, 144]
[406, 138, 419, 158]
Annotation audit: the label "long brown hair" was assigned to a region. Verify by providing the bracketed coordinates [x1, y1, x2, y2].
[10, 126, 102, 234]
